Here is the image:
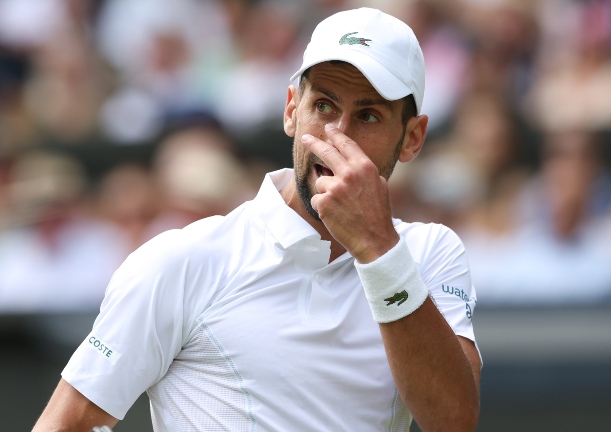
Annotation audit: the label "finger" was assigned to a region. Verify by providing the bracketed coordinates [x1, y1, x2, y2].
[302, 133, 349, 176]
[310, 192, 322, 214]
[314, 173, 336, 194]
[324, 124, 367, 162]
[310, 190, 333, 219]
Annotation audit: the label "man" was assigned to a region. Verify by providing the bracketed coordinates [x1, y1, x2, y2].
[34, 8, 480, 432]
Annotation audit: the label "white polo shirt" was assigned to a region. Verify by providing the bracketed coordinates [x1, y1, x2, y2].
[63, 169, 478, 432]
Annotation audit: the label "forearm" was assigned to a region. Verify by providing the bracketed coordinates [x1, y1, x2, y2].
[379, 297, 479, 432]
[33, 379, 118, 432]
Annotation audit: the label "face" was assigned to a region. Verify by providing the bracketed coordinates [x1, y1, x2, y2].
[284, 62, 412, 221]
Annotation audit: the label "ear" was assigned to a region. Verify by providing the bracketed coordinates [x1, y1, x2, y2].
[398, 114, 428, 163]
[283, 85, 299, 137]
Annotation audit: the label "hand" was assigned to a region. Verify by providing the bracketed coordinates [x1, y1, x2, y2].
[302, 124, 399, 263]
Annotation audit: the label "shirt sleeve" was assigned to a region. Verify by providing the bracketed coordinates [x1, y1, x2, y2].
[62, 229, 190, 420]
[404, 223, 478, 345]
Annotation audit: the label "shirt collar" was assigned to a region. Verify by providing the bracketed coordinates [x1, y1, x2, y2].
[251, 169, 322, 250]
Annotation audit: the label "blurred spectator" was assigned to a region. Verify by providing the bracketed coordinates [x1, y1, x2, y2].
[529, 0, 611, 132]
[24, 28, 112, 143]
[94, 163, 160, 252]
[0, 0, 112, 145]
[0, 151, 127, 313]
[460, 0, 538, 106]
[390, 91, 524, 229]
[148, 125, 258, 235]
[462, 131, 611, 305]
[96, 0, 212, 81]
[215, 0, 304, 134]
[401, 0, 471, 131]
[97, 0, 207, 143]
[520, 131, 611, 236]
[0, 48, 38, 155]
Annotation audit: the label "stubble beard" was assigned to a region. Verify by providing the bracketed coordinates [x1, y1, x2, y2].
[295, 151, 323, 222]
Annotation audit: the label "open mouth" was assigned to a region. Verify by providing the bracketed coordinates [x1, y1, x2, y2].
[315, 163, 334, 178]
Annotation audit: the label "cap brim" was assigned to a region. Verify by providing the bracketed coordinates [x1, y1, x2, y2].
[290, 49, 413, 103]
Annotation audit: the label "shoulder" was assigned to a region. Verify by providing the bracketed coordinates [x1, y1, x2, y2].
[100, 206, 258, 338]
[395, 221, 478, 342]
[394, 220, 466, 263]
[394, 220, 471, 290]
[105, 205, 259, 311]
[122, 204, 255, 277]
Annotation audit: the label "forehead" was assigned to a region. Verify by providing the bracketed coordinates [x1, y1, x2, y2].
[303, 62, 400, 112]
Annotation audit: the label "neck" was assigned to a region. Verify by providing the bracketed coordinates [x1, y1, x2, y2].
[280, 176, 346, 262]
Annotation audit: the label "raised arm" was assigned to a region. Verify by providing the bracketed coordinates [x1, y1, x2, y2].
[379, 300, 480, 431]
[33, 378, 118, 432]
[303, 123, 480, 431]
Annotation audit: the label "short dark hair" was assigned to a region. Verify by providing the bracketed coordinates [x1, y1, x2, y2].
[298, 63, 418, 127]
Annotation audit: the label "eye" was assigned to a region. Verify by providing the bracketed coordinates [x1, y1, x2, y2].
[316, 101, 333, 114]
[360, 112, 379, 123]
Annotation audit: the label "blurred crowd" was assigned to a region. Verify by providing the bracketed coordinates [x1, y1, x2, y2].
[0, 0, 610, 313]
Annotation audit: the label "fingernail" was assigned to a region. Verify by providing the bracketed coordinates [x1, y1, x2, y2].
[302, 134, 313, 143]
[325, 123, 335, 131]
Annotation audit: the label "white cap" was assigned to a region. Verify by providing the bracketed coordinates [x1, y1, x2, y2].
[291, 8, 425, 114]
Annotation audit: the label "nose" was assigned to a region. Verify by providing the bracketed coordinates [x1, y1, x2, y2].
[329, 112, 352, 135]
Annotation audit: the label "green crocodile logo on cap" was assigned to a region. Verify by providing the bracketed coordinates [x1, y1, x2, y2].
[339, 32, 372, 47]
[385, 290, 408, 306]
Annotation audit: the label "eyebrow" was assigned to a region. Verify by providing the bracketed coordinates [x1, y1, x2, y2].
[312, 85, 394, 111]
[354, 97, 393, 110]
[313, 86, 342, 104]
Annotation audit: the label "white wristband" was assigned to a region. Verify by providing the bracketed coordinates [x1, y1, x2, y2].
[354, 237, 428, 323]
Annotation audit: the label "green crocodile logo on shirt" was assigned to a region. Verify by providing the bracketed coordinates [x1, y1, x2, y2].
[385, 290, 408, 306]
[339, 32, 372, 47]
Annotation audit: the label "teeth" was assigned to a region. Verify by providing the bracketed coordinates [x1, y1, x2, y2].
[321, 165, 332, 176]
[314, 163, 334, 177]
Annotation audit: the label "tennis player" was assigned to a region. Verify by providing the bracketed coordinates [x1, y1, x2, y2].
[34, 8, 480, 432]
